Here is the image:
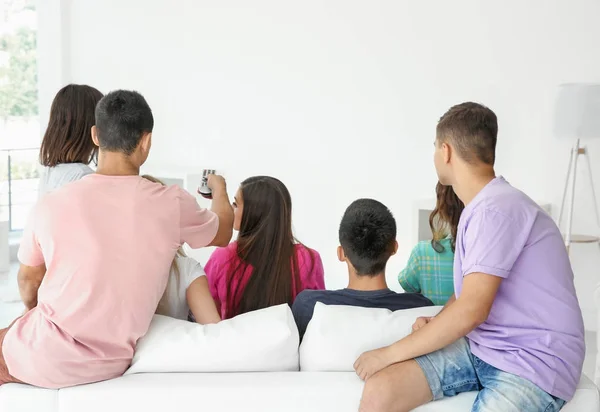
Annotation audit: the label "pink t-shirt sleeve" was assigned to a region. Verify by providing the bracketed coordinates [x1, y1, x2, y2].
[299, 248, 325, 290]
[204, 252, 220, 300]
[18, 206, 44, 267]
[179, 188, 219, 249]
[204, 247, 232, 317]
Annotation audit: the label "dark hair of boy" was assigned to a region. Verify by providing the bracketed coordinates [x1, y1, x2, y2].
[94, 90, 154, 154]
[338, 198, 397, 275]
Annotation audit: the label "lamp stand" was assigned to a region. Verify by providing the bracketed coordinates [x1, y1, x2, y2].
[557, 139, 600, 254]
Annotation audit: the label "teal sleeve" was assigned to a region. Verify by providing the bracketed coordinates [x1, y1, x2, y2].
[398, 246, 422, 293]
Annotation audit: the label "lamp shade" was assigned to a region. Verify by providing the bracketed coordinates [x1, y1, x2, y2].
[553, 83, 600, 140]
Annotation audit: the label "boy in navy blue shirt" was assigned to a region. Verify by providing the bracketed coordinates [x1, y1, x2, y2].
[292, 199, 433, 339]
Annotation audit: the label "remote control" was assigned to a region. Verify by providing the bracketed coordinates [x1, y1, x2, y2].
[198, 169, 215, 199]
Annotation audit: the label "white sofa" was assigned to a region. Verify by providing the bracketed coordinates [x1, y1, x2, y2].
[1, 304, 598, 412]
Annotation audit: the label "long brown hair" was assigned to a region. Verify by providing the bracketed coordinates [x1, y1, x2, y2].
[227, 176, 312, 317]
[39, 84, 103, 167]
[141, 175, 187, 316]
[429, 182, 464, 253]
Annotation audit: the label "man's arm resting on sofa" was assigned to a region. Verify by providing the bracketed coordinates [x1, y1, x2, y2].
[354, 273, 502, 380]
[443, 293, 456, 309]
[386, 274, 501, 361]
[18, 263, 46, 310]
[411, 293, 456, 331]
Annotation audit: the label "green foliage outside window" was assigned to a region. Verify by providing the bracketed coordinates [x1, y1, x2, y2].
[0, 0, 37, 119]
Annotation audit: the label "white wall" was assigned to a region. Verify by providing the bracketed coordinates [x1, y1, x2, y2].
[39, 0, 600, 327]
[36, 0, 70, 137]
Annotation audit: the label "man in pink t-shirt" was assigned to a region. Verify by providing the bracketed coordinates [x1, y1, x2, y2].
[0, 90, 234, 388]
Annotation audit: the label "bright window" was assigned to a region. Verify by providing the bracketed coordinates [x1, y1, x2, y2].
[0, 0, 39, 231]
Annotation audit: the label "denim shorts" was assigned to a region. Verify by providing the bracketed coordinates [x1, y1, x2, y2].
[414, 338, 566, 412]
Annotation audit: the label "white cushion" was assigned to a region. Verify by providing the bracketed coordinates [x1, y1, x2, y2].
[126, 304, 299, 374]
[58, 372, 362, 412]
[300, 303, 442, 371]
[0, 383, 58, 412]
[51, 372, 600, 412]
[0, 373, 596, 411]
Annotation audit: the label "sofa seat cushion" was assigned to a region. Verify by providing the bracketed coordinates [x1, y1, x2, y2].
[2, 372, 596, 412]
[0, 382, 58, 412]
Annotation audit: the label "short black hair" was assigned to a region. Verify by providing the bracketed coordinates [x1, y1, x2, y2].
[436, 102, 498, 165]
[95, 90, 154, 155]
[339, 199, 397, 276]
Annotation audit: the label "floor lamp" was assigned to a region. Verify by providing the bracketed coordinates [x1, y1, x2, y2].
[554, 83, 600, 254]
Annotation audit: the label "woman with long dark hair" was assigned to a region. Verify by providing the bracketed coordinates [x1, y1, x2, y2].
[38, 84, 103, 197]
[205, 176, 325, 319]
[398, 182, 464, 305]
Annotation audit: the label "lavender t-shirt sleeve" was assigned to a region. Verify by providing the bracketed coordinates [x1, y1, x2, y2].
[462, 209, 527, 279]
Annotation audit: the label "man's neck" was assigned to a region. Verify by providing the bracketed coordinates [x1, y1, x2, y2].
[95, 152, 140, 176]
[452, 165, 496, 206]
[347, 272, 389, 291]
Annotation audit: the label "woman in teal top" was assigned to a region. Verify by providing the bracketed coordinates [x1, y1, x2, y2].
[399, 183, 464, 305]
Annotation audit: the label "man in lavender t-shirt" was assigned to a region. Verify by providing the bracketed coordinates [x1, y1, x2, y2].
[354, 102, 584, 412]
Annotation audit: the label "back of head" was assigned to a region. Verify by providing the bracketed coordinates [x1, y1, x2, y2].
[95, 90, 154, 155]
[339, 198, 397, 276]
[429, 182, 464, 253]
[229, 176, 301, 317]
[437, 102, 498, 166]
[237, 176, 293, 242]
[40, 84, 104, 167]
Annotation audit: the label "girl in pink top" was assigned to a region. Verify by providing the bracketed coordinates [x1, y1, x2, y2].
[205, 176, 325, 319]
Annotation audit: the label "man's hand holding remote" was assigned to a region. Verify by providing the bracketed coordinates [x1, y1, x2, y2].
[206, 174, 234, 247]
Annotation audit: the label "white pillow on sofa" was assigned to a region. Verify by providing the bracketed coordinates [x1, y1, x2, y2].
[126, 304, 299, 374]
[300, 303, 442, 371]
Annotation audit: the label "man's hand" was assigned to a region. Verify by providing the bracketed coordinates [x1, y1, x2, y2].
[206, 174, 234, 247]
[360, 274, 502, 369]
[207, 174, 227, 193]
[410, 294, 452, 332]
[412, 316, 433, 332]
[353, 347, 394, 381]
